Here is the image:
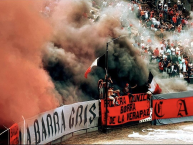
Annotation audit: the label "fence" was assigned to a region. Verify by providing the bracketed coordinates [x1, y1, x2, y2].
[1, 90, 193, 144]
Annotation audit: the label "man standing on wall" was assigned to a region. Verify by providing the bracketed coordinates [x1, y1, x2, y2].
[123, 83, 137, 102]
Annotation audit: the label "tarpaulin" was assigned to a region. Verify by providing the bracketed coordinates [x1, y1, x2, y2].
[152, 116, 193, 125]
[152, 97, 193, 120]
[19, 100, 99, 145]
[152, 91, 193, 125]
[101, 94, 150, 126]
[153, 91, 193, 100]
[9, 123, 19, 145]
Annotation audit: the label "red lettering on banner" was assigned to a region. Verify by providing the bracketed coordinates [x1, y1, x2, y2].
[101, 94, 150, 126]
[133, 93, 148, 102]
[9, 123, 19, 145]
[152, 97, 193, 120]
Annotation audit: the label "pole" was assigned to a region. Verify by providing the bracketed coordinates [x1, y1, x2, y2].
[105, 42, 108, 132]
[3, 125, 9, 145]
[0, 128, 9, 136]
[103, 35, 127, 132]
[22, 116, 25, 145]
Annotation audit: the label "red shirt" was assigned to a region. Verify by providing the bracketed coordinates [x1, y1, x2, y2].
[172, 16, 177, 23]
[176, 12, 179, 17]
[154, 49, 159, 57]
[182, 19, 185, 25]
[159, 62, 164, 70]
[185, 60, 188, 68]
[169, 10, 173, 16]
[150, 11, 154, 18]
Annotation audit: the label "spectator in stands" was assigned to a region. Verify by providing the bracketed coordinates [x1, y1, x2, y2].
[172, 15, 177, 27]
[158, 1, 162, 12]
[160, 47, 164, 56]
[171, 45, 176, 61]
[167, 60, 172, 77]
[160, 27, 164, 39]
[154, 47, 160, 58]
[173, 62, 179, 77]
[187, 64, 192, 84]
[163, 3, 168, 22]
[168, 0, 171, 8]
[159, 58, 164, 72]
[163, 57, 168, 75]
[182, 57, 186, 75]
[176, 45, 180, 56]
[166, 46, 171, 60]
[150, 10, 154, 18]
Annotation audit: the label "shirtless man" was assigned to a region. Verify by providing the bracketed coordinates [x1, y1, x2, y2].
[108, 87, 120, 106]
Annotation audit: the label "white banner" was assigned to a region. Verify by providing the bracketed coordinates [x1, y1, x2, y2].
[19, 100, 99, 144]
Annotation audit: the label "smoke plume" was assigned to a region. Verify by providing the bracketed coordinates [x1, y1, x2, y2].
[3, 0, 191, 127]
[42, 0, 149, 105]
[0, 0, 61, 126]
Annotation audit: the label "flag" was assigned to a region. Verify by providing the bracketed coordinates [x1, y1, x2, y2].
[84, 54, 106, 78]
[148, 71, 162, 94]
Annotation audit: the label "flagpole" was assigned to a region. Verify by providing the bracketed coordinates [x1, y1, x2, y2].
[105, 43, 108, 133]
[104, 35, 127, 133]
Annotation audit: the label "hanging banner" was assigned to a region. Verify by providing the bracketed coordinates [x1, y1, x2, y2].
[9, 123, 19, 145]
[152, 96, 193, 120]
[19, 100, 99, 145]
[101, 93, 150, 126]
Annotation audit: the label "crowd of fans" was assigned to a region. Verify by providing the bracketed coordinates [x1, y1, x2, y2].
[92, 0, 193, 100]
[125, 0, 193, 80]
[129, 0, 191, 38]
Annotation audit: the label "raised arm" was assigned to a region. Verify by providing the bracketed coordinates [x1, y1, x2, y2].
[131, 84, 137, 89]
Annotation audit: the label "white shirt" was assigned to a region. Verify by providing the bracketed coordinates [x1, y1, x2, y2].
[161, 44, 166, 51]
[163, 54, 167, 59]
[145, 11, 148, 19]
[171, 65, 174, 71]
[160, 49, 164, 55]
[176, 47, 180, 55]
[171, 47, 176, 55]
[141, 43, 145, 48]
[182, 59, 185, 66]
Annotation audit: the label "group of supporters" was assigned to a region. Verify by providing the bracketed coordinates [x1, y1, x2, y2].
[129, 0, 190, 37]
[156, 39, 193, 80]
[98, 75, 139, 106]
[135, 37, 193, 80]
[127, 0, 193, 79]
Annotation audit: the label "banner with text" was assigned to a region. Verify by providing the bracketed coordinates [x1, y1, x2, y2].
[101, 93, 150, 126]
[152, 96, 193, 120]
[19, 100, 99, 144]
[9, 123, 19, 145]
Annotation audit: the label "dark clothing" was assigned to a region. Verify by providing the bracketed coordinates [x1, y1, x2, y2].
[163, 60, 168, 67]
[123, 86, 132, 95]
[187, 67, 192, 84]
[163, 59, 168, 72]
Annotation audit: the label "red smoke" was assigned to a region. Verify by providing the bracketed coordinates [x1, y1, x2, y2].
[0, 0, 59, 126]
